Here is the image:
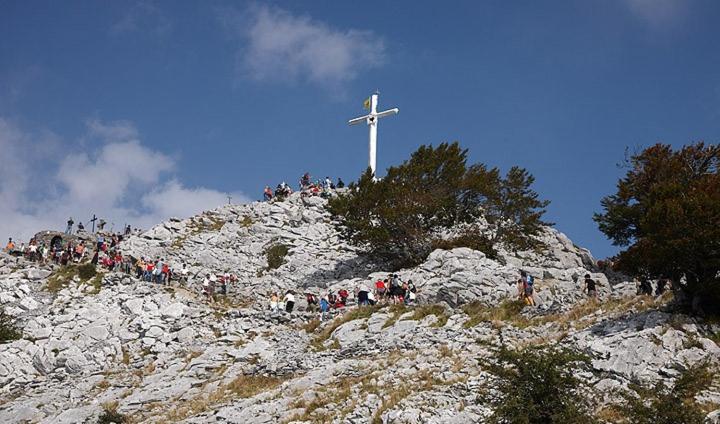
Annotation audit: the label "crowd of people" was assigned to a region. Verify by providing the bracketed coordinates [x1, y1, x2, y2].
[264, 274, 419, 321]
[263, 172, 345, 202]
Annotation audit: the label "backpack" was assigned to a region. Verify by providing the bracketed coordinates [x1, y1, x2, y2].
[524, 275, 534, 295]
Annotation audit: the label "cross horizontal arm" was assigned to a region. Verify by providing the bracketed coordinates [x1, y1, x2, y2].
[348, 115, 370, 126]
[375, 108, 399, 119]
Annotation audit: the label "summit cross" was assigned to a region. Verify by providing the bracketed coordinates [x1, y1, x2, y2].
[348, 91, 399, 177]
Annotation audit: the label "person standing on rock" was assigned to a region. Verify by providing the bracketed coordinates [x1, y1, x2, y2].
[65, 217, 74, 235]
[264, 186, 273, 201]
[584, 274, 598, 298]
[203, 273, 215, 302]
[284, 291, 295, 313]
[270, 292, 279, 314]
[319, 295, 330, 320]
[5, 238, 15, 252]
[521, 271, 536, 306]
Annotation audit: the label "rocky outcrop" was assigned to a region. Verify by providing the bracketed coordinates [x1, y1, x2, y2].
[1, 195, 718, 423]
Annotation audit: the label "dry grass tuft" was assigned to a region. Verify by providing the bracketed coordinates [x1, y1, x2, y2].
[311, 305, 383, 350]
[408, 304, 449, 328]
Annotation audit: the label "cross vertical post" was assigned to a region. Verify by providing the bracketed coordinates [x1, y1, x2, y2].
[348, 91, 399, 177]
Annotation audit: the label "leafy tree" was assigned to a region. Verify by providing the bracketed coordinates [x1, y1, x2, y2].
[621, 363, 712, 424]
[594, 143, 720, 315]
[481, 345, 597, 424]
[328, 142, 550, 267]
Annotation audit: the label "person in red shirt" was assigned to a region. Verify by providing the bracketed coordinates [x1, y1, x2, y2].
[375, 279, 387, 302]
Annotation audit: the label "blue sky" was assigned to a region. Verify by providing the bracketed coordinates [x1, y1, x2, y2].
[1, 0, 719, 258]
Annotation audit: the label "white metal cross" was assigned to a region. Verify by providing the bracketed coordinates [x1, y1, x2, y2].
[348, 91, 399, 177]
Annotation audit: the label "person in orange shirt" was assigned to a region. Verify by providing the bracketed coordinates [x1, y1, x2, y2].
[5, 238, 15, 252]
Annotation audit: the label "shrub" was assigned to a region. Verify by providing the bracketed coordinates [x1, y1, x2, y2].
[481, 345, 597, 424]
[328, 142, 550, 268]
[0, 308, 22, 343]
[78, 263, 97, 280]
[620, 363, 713, 424]
[97, 402, 128, 424]
[265, 243, 290, 270]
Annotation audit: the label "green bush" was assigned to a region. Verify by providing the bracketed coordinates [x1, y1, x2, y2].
[620, 363, 712, 424]
[481, 345, 596, 424]
[265, 244, 290, 270]
[0, 308, 22, 343]
[329, 142, 549, 268]
[78, 263, 97, 280]
[97, 405, 128, 424]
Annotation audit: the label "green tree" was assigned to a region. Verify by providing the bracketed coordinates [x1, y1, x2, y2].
[621, 363, 712, 424]
[328, 142, 550, 267]
[482, 346, 597, 424]
[594, 143, 720, 315]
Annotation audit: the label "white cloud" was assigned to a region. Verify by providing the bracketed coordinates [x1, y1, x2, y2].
[0, 118, 250, 244]
[625, 0, 686, 27]
[228, 5, 385, 87]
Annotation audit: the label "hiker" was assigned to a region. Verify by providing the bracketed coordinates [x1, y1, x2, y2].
[270, 292, 279, 314]
[638, 278, 653, 296]
[5, 238, 15, 252]
[98, 219, 106, 231]
[77, 222, 85, 232]
[367, 290, 376, 306]
[405, 280, 417, 304]
[125, 224, 131, 236]
[336, 178, 345, 189]
[300, 173, 311, 190]
[305, 293, 318, 312]
[338, 288, 349, 306]
[153, 258, 164, 283]
[284, 291, 295, 313]
[263, 186, 273, 201]
[179, 263, 189, 284]
[521, 271, 536, 306]
[65, 217, 74, 235]
[656, 278, 668, 296]
[324, 176, 333, 190]
[202, 273, 214, 301]
[319, 295, 330, 321]
[584, 274, 597, 298]
[357, 287, 369, 306]
[375, 279, 387, 302]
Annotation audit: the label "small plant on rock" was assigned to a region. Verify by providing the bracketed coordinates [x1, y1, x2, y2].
[265, 243, 290, 270]
[97, 402, 128, 424]
[0, 308, 22, 343]
[620, 362, 713, 424]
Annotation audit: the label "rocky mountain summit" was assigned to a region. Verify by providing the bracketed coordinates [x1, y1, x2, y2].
[1, 192, 719, 423]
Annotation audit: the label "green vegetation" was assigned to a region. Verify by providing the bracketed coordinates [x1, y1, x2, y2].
[264, 243, 290, 271]
[463, 299, 527, 328]
[46, 263, 101, 293]
[408, 304, 448, 327]
[77, 263, 97, 280]
[620, 363, 714, 424]
[97, 402, 128, 424]
[481, 345, 596, 424]
[172, 214, 226, 249]
[595, 143, 720, 315]
[328, 142, 549, 268]
[0, 308, 22, 343]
